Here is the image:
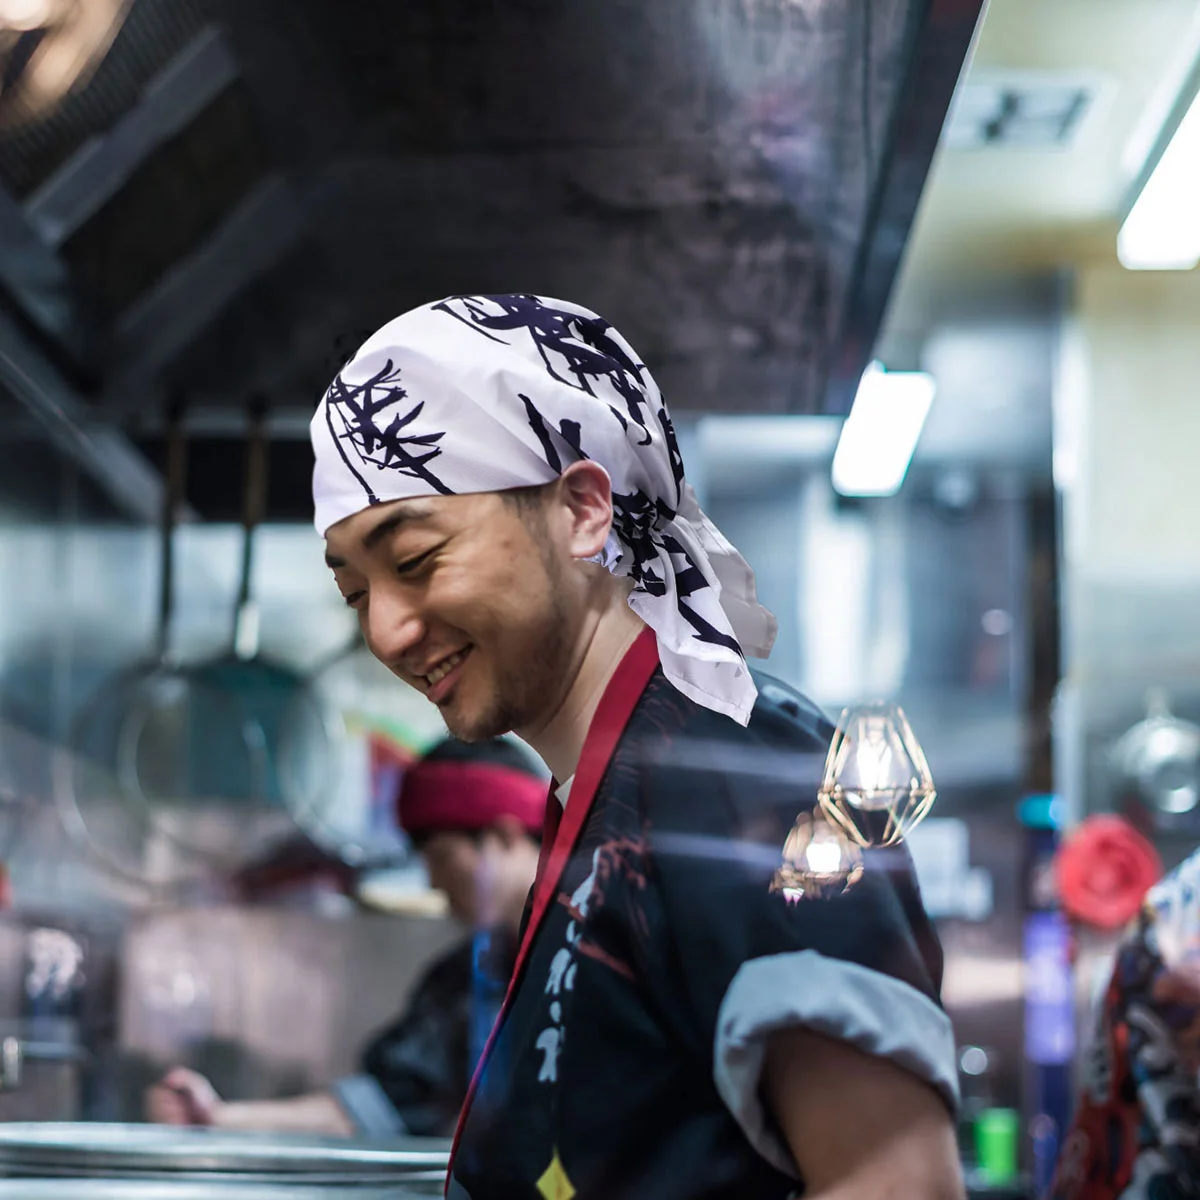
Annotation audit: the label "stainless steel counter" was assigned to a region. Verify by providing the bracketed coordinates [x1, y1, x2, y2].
[0, 1183, 441, 1198]
[0, 1123, 448, 1190]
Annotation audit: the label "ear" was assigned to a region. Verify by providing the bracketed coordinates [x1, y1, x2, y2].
[555, 460, 614, 561]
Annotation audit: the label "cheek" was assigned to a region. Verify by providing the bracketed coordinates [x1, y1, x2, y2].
[424, 858, 449, 893]
[432, 553, 555, 634]
[449, 846, 481, 892]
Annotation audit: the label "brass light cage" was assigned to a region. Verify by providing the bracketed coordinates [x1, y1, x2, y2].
[817, 701, 936, 849]
[769, 808, 865, 903]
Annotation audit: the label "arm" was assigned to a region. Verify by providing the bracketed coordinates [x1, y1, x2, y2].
[145, 1067, 355, 1137]
[763, 1027, 964, 1200]
[636, 710, 961, 1186]
[212, 1093, 355, 1136]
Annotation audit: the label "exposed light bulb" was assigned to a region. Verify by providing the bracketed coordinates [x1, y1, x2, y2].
[819, 702, 936, 848]
[851, 733, 895, 809]
[770, 810, 863, 903]
[804, 837, 844, 877]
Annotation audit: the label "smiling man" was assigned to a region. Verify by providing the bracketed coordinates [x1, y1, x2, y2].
[314, 294, 964, 1200]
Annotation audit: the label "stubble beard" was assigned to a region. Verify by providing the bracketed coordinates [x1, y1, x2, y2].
[443, 561, 575, 745]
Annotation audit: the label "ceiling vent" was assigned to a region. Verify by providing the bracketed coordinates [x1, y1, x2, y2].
[941, 71, 1108, 150]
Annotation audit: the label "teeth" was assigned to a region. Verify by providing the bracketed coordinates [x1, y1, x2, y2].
[426, 649, 467, 687]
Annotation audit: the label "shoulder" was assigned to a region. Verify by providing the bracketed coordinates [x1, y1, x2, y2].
[748, 670, 836, 748]
[623, 668, 834, 835]
[631, 666, 833, 751]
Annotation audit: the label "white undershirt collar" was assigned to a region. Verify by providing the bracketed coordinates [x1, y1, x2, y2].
[555, 776, 575, 809]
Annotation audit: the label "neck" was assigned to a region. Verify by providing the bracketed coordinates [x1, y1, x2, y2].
[521, 590, 646, 783]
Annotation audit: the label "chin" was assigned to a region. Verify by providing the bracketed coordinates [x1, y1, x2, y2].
[441, 671, 546, 742]
[441, 705, 514, 744]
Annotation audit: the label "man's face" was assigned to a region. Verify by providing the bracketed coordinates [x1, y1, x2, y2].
[420, 825, 535, 927]
[420, 831, 484, 924]
[324, 492, 577, 742]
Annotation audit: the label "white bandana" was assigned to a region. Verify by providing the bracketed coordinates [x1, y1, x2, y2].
[311, 294, 777, 725]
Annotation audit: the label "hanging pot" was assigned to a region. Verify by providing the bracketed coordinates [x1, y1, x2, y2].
[65, 402, 209, 891]
[1110, 688, 1200, 818]
[115, 400, 339, 873]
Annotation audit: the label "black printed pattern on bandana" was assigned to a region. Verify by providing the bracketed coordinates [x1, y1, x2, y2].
[432, 294, 743, 663]
[435, 295, 684, 500]
[520, 394, 586, 475]
[324, 357, 452, 500]
[434, 294, 658, 451]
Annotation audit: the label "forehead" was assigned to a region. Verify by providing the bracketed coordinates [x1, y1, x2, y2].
[422, 829, 478, 856]
[323, 495, 454, 560]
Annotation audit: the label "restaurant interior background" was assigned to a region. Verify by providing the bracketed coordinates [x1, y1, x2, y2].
[0, 0, 1198, 1195]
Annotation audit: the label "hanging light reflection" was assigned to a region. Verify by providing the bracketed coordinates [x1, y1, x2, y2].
[818, 701, 936, 848]
[769, 809, 864, 903]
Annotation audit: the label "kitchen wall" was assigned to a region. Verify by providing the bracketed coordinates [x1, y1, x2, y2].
[1054, 265, 1200, 854]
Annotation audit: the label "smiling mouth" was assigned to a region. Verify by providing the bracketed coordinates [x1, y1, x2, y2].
[423, 646, 471, 689]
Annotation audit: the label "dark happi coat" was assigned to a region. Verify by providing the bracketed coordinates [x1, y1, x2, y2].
[447, 632, 956, 1200]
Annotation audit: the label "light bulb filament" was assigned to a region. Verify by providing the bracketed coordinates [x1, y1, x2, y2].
[804, 839, 843, 877]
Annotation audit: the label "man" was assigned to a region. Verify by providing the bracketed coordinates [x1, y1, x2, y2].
[315, 293, 964, 1198]
[145, 736, 543, 1138]
[1050, 846, 1200, 1197]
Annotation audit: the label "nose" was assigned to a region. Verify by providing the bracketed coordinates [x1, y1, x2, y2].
[363, 585, 426, 670]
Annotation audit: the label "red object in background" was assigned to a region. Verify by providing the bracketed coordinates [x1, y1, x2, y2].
[398, 762, 547, 838]
[1055, 815, 1163, 930]
[370, 731, 416, 831]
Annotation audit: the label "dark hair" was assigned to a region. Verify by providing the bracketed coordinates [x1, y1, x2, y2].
[419, 736, 544, 779]
[500, 481, 553, 516]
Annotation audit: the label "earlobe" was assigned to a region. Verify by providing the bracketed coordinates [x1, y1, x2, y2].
[560, 461, 615, 561]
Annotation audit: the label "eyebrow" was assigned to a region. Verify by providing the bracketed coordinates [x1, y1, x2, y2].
[324, 503, 436, 569]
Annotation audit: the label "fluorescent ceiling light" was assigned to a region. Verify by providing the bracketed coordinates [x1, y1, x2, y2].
[831, 363, 935, 497]
[1119, 84, 1200, 270]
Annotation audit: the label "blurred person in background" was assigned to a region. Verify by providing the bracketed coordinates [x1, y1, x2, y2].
[145, 736, 543, 1137]
[1049, 846, 1200, 1198]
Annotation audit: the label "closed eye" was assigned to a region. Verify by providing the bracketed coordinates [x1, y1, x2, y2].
[395, 547, 437, 576]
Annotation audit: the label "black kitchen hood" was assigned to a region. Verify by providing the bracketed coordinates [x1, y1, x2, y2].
[0, 0, 984, 517]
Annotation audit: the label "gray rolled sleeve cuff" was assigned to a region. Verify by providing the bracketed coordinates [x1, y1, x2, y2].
[329, 1073, 408, 1138]
[713, 949, 960, 1177]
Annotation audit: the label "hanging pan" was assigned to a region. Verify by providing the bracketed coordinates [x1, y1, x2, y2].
[112, 400, 340, 872]
[65, 401, 212, 891]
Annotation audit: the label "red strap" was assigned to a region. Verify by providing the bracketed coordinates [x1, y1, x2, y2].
[446, 629, 660, 1188]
